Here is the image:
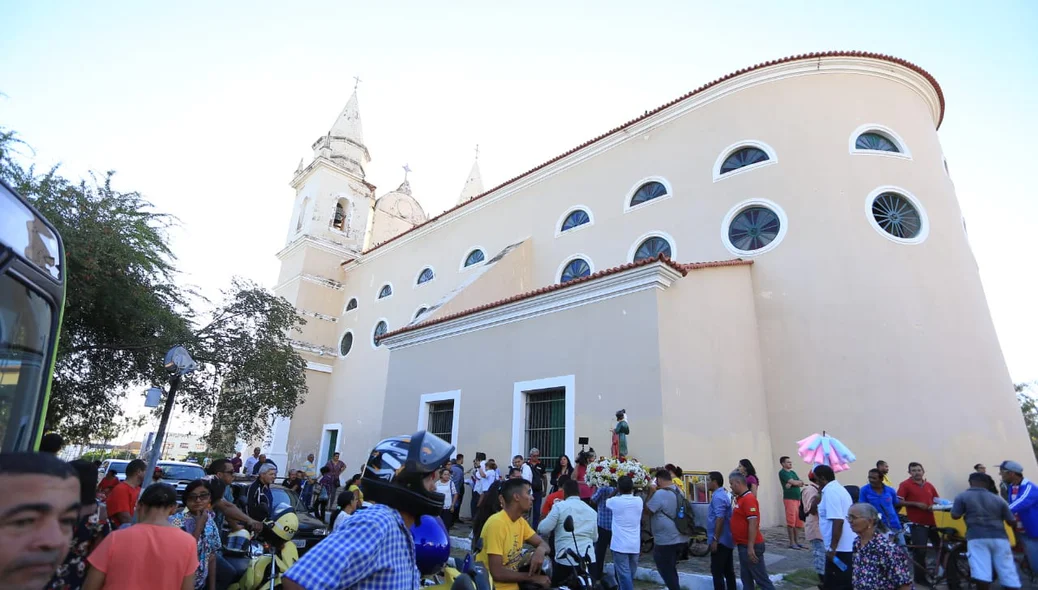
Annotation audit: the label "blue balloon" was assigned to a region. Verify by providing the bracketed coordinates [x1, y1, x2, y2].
[411, 515, 451, 575]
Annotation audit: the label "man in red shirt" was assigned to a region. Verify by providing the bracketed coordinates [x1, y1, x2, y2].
[106, 458, 147, 528]
[730, 471, 775, 590]
[897, 461, 940, 585]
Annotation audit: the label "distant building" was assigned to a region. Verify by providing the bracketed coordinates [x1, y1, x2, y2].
[265, 51, 1033, 526]
[140, 431, 206, 461]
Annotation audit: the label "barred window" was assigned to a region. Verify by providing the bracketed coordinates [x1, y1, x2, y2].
[428, 401, 454, 443]
[525, 388, 565, 471]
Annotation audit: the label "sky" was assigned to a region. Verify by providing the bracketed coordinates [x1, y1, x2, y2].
[2, 2, 1037, 439]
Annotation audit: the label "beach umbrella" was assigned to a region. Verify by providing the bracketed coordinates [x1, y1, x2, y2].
[797, 432, 856, 472]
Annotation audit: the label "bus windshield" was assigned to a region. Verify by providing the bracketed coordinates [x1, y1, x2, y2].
[0, 274, 53, 451]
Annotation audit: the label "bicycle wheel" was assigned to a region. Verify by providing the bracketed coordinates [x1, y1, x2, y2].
[944, 544, 972, 590]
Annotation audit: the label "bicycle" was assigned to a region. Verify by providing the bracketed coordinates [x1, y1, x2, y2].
[902, 520, 972, 589]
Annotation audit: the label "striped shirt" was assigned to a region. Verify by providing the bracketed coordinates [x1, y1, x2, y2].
[592, 486, 615, 530]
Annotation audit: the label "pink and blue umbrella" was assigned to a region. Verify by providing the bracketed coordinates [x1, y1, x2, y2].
[796, 432, 856, 473]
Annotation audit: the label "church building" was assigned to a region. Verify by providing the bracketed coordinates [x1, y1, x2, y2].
[266, 51, 1033, 525]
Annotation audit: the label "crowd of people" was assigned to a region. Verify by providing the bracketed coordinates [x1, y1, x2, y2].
[8, 429, 1038, 590]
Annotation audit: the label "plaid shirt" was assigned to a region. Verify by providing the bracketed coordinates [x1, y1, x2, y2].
[591, 486, 615, 530]
[284, 503, 420, 589]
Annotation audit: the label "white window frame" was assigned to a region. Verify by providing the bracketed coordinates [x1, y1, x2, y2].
[512, 375, 575, 462]
[414, 266, 436, 288]
[417, 390, 461, 446]
[555, 254, 596, 284]
[848, 124, 911, 159]
[375, 282, 394, 302]
[627, 230, 678, 263]
[371, 317, 390, 350]
[712, 140, 778, 182]
[864, 186, 929, 245]
[413, 304, 430, 321]
[317, 423, 343, 466]
[720, 198, 789, 257]
[459, 246, 487, 271]
[343, 297, 359, 315]
[623, 176, 673, 213]
[337, 329, 355, 358]
[555, 205, 595, 237]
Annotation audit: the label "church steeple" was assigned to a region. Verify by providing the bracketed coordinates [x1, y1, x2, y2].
[311, 79, 371, 179]
[457, 146, 485, 205]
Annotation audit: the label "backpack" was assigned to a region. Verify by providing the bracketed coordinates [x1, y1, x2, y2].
[664, 487, 696, 536]
[798, 498, 808, 522]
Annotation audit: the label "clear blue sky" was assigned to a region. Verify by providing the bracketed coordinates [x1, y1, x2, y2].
[2, 1, 1036, 386]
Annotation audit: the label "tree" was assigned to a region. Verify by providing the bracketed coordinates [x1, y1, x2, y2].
[1016, 382, 1038, 461]
[0, 129, 308, 444]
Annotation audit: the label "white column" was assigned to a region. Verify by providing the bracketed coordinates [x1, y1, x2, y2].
[267, 415, 291, 474]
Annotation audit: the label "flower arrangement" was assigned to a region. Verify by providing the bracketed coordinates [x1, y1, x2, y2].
[584, 456, 650, 490]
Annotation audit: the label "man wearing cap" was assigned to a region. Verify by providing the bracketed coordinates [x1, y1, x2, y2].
[1002, 460, 1038, 576]
[952, 472, 1020, 590]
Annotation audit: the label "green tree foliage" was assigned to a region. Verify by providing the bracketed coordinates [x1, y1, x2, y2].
[1017, 382, 1038, 461]
[0, 129, 307, 444]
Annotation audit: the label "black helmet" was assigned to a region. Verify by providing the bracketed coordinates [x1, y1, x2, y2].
[360, 431, 455, 518]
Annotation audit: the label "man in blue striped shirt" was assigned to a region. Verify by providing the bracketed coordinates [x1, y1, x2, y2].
[284, 431, 455, 590]
[590, 483, 615, 582]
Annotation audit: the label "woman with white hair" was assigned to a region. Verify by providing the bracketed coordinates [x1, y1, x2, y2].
[848, 502, 912, 590]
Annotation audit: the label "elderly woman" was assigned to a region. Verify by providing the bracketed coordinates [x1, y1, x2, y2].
[849, 502, 913, 590]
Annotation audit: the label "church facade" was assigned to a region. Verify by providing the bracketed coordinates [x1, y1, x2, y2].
[266, 52, 1033, 524]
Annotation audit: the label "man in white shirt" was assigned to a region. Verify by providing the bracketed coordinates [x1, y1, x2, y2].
[815, 465, 855, 590]
[606, 475, 643, 590]
[537, 479, 598, 586]
[243, 447, 261, 475]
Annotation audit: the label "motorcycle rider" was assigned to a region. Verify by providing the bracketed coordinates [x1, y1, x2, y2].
[228, 506, 300, 590]
[283, 430, 455, 590]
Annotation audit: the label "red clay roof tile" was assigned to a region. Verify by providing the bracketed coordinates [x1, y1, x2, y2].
[349, 52, 943, 261]
[379, 256, 752, 342]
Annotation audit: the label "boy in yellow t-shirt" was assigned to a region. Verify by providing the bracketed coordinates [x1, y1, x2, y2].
[477, 478, 552, 589]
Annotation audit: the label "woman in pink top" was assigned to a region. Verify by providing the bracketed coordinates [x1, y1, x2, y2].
[84, 484, 199, 590]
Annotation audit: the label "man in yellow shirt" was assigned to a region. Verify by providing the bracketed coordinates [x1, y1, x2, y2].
[477, 478, 552, 589]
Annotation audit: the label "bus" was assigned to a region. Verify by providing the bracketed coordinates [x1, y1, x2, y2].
[0, 178, 65, 452]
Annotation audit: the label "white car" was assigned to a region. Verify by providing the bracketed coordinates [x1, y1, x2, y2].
[96, 459, 206, 502]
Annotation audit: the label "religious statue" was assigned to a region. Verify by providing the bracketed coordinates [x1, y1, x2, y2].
[611, 409, 629, 458]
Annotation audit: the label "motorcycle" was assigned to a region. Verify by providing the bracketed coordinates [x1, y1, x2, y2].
[423, 537, 493, 590]
[226, 506, 300, 590]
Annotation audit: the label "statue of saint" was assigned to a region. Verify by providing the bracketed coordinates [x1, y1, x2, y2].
[611, 409, 629, 458]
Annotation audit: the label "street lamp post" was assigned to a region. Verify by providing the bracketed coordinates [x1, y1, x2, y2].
[144, 346, 197, 484]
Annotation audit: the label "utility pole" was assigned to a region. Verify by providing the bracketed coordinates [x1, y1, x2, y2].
[144, 346, 196, 484]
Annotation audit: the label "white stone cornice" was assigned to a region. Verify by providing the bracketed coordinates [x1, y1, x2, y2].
[288, 339, 337, 358]
[277, 235, 360, 261]
[305, 361, 334, 374]
[290, 156, 370, 190]
[274, 273, 345, 293]
[300, 309, 338, 323]
[382, 261, 684, 350]
[358, 56, 941, 265]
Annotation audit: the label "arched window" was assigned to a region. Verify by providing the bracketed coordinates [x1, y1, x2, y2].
[373, 320, 388, 347]
[414, 306, 428, 320]
[345, 298, 358, 312]
[560, 209, 590, 232]
[633, 236, 672, 262]
[855, 132, 900, 153]
[416, 267, 435, 285]
[377, 284, 393, 299]
[629, 181, 668, 207]
[296, 197, 309, 232]
[339, 332, 354, 357]
[463, 249, 485, 268]
[720, 147, 770, 174]
[559, 258, 592, 283]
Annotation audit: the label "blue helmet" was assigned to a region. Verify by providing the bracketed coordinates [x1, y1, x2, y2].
[360, 431, 455, 518]
[411, 514, 451, 575]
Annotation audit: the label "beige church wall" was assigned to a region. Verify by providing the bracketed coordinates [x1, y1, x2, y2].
[284, 368, 334, 472]
[426, 240, 534, 322]
[381, 288, 667, 476]
[655, 265, 780, 525]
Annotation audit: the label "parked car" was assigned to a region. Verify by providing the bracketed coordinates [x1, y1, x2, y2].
[229, 480, 329, 554]
[97, 459, 130, 483]
[156, 460, 206, 502]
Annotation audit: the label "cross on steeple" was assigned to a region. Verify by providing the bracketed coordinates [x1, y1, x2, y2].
[402, 163, 411, 181]
[353, 75, 362, 91]
[474, 144, 480, 161]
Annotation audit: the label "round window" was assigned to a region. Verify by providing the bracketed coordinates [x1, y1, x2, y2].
[728, 206, 781, 252]
[373, 321, 388, 347]
[871, 192, 922, 239]
[339, 332, 353, 357]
